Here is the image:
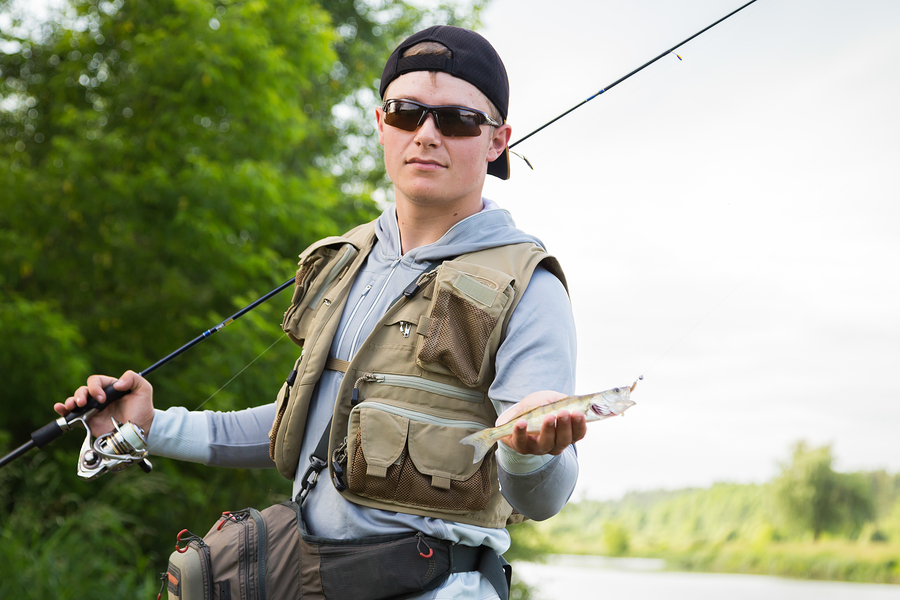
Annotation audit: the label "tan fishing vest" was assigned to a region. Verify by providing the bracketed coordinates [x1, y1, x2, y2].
[268, 220, 567, 528]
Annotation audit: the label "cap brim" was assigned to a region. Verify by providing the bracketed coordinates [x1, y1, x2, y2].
[487, 146, 510, 180]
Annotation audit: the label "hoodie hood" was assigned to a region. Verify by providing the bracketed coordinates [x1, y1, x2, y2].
[374, 199, 546, 265]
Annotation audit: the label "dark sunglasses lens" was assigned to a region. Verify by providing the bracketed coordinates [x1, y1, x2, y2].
[383, 102, 424, 132]
[434, 108, 482, 137]
[383, 101, 486, 137]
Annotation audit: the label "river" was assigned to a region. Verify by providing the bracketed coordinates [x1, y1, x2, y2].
[514, 555, 900, 599]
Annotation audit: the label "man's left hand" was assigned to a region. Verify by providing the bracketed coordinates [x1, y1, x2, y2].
[496, 391, 587, 456]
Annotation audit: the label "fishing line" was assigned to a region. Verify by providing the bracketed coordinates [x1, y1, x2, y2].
[189, 333, 288, 413]
[509, 0, 763, 152]
[143, 332, 289, 455]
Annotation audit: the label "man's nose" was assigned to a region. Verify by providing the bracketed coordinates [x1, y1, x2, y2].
[415, 111, 442, 144]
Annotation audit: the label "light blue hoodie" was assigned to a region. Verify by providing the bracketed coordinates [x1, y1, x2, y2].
[147, 199, 578, 592]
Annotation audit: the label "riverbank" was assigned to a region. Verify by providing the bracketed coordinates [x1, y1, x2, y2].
[647, 540, 900, 585]
[513, 555, 900, 600]
[511, 463, 900, 586]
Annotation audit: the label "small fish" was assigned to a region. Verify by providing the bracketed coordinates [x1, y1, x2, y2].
[459, 382, 638, 463]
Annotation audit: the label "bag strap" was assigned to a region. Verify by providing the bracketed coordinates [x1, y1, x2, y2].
[449, 545, 511, 600]
[295, 416, 331, 505]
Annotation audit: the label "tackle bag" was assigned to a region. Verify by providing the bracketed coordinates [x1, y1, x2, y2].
[164, 502, 300, 600]
[163, 500, 510, 600]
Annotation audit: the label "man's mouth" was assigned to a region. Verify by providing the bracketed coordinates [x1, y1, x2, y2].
[407, 157, 446, 169]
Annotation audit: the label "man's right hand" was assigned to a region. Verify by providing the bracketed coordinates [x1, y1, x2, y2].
[54, 370, 155, 438]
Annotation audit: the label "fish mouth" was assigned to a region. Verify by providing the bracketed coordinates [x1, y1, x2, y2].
[591, 399, 636, 417]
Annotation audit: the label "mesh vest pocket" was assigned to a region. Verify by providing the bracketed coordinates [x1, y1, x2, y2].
[415, 262, 514, 387]
[347, 403, 492, 513]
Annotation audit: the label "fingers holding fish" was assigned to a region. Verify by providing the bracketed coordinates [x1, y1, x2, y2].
[503, 408, 587, 456]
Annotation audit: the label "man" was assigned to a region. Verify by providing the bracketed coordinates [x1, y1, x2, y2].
[57, 25, 583, 600]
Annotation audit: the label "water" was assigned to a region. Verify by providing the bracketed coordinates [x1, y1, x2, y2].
[514, 555, 900, 600]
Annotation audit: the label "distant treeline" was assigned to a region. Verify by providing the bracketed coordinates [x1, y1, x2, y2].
[508, 442, 900, 584]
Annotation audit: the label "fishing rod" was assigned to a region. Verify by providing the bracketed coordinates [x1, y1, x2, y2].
[509, 0, 761, 151]
[0, 276, 296, 477]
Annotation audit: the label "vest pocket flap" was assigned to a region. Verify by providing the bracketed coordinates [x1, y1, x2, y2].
[282, 242, 358, 345]
[407, 421, 485, 482]
[360, 408, 408, 476]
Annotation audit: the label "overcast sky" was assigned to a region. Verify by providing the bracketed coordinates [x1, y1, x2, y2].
[480, 0, 900, 500]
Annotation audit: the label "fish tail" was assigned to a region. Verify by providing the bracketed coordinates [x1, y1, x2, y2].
[459, 429, 497, 464]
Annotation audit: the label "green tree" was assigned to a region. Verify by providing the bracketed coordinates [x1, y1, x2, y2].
[774, 442, 874, 540]
[0, 0, 486, 596]
[603, 520, 630, 556]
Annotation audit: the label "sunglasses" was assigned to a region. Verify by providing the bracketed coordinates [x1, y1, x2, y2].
[382, 99, 501, 137]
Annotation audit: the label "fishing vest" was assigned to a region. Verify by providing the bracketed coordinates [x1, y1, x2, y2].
[268, 220, 567, 529]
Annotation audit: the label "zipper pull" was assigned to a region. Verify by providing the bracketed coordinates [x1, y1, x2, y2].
[416, 533, 434, 559]
[399, 321, 412, 338]
[286, 368, 297, 387]
[351, 373, 378, 405]
[403, 269, 439, 299]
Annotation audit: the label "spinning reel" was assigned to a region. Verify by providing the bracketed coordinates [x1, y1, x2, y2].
[72, 409, 152, 479]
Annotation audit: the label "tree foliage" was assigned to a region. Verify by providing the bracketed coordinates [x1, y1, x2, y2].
[0, 0, 486, 595]
[774, 442, 874, 540]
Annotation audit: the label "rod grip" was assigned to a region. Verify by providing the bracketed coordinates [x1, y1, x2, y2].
[29, 382, 127, 448]
[65, 382, 127, 421]
[31, 421, 64, 448]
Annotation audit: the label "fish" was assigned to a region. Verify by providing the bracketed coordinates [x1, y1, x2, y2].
[459, 383, 638, 464]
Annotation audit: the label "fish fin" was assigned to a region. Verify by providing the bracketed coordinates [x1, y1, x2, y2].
[459, 429, 496, 464]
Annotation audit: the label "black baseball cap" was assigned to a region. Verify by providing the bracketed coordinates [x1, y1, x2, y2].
[380, 25, 511, 180]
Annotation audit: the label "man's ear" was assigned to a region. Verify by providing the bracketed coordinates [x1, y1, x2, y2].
[375, 107, 386, 146]
[487, 123, 512, 161]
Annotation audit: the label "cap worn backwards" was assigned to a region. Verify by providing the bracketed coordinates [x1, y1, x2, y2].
[380, 25, 511, 180]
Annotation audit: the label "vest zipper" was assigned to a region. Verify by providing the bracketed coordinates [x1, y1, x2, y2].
[353, 372, 484, 403]
[350, 401, 487, 431]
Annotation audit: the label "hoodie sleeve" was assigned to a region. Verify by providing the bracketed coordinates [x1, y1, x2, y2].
[147, 403, 276, 468]
[489, 266, 579, 520]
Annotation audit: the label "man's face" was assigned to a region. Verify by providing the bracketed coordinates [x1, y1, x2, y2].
[376, 71, 511, 213]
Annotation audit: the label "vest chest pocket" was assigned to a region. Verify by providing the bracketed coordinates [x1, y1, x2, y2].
[415, 261, 515, 387]
[282, 243, 358, 346]
[346, 402, 492, 513]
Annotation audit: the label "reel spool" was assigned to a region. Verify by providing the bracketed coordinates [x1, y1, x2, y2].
[76, 415, 152, 480]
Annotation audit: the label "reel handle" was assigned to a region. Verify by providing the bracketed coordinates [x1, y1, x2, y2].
[30, 382, 128, 448]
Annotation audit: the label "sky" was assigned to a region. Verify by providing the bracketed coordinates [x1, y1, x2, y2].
[479, 0, 900, 500]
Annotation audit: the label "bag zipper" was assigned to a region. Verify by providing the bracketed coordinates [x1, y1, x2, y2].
[219, 510, 258, 600]
[353, 372, 484, 403]
[250, 508, 267, 600]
